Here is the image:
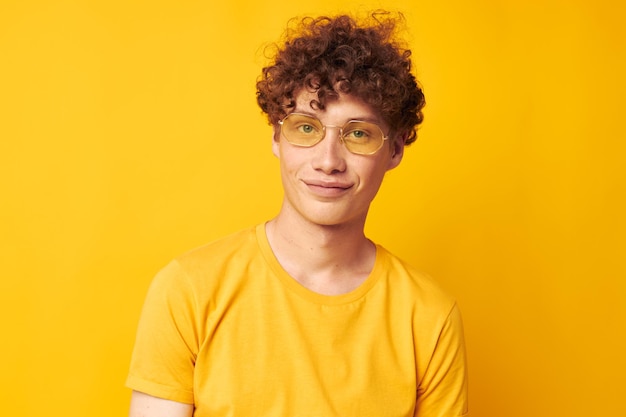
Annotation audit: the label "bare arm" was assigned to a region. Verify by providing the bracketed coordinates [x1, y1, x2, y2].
[129, 391, 194, 417]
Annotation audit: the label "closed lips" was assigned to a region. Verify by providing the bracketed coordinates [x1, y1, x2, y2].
[304, 180, 353, 189]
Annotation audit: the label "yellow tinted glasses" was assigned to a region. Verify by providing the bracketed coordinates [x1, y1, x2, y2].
[279, 113, 389, 155]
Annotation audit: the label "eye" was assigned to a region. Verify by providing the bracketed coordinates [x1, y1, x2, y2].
[344, 127, 372, 142]
[350, 130, 367, 138]
[298, 123, 317, 135]
[285, 114, 322, 136]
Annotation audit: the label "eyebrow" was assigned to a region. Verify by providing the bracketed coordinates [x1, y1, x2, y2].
[290, 108, 384, 126]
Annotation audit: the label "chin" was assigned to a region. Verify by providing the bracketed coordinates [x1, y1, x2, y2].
[301, 209, 366, 229]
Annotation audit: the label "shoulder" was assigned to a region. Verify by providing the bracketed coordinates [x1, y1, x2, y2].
[149, 225, 262, 297]
[376, 245, 457, 318]
[175, 226, 258, 268]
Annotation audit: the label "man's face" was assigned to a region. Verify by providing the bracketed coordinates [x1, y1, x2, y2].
[272, 90, 404, 228]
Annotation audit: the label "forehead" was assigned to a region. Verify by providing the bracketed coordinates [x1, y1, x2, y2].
[293, 90, 385, 126]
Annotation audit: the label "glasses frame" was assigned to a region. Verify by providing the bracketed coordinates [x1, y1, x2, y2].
[278, 112, 389, 156]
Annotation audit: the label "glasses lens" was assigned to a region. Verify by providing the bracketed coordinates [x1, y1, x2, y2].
[281, 114, 324, 147]
[280, 114, 386, 155]
[342, 121, 385, 155]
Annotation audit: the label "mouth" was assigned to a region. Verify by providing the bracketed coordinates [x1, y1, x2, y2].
[303, 180, 353, 197]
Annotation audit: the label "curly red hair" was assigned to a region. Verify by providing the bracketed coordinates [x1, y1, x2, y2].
[256, 11, 425, 145]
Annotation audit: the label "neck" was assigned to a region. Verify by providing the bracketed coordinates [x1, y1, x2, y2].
[265, 205, 376, 295]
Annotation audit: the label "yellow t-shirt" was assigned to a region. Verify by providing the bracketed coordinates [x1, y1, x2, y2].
[127, 224, 469, 417]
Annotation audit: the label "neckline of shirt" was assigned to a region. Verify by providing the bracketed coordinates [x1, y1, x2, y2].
[254, 223, 386, 306]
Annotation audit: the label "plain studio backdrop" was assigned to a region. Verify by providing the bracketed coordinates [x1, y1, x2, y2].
[1, 0, 624, 416]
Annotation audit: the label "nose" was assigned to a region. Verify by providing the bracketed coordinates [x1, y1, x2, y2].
[311, 126, 347, 174]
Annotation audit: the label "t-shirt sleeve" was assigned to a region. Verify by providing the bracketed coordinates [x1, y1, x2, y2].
[415, 302, 469, 417]
[126, 260, 199, 404]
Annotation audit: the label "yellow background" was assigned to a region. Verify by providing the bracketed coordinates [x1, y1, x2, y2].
[1, 0, 624, 416]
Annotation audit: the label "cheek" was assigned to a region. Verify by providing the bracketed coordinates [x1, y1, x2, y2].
[353, 163, 386, 193]
[359, 155, 391, 180]
[278, 146, 305, 176]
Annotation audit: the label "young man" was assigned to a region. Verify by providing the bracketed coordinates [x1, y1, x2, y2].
[127, 12, 469, 417]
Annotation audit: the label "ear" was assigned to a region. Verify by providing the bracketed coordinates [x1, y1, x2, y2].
[386, 133, 406, 171]
[271, 125, 280, 158]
